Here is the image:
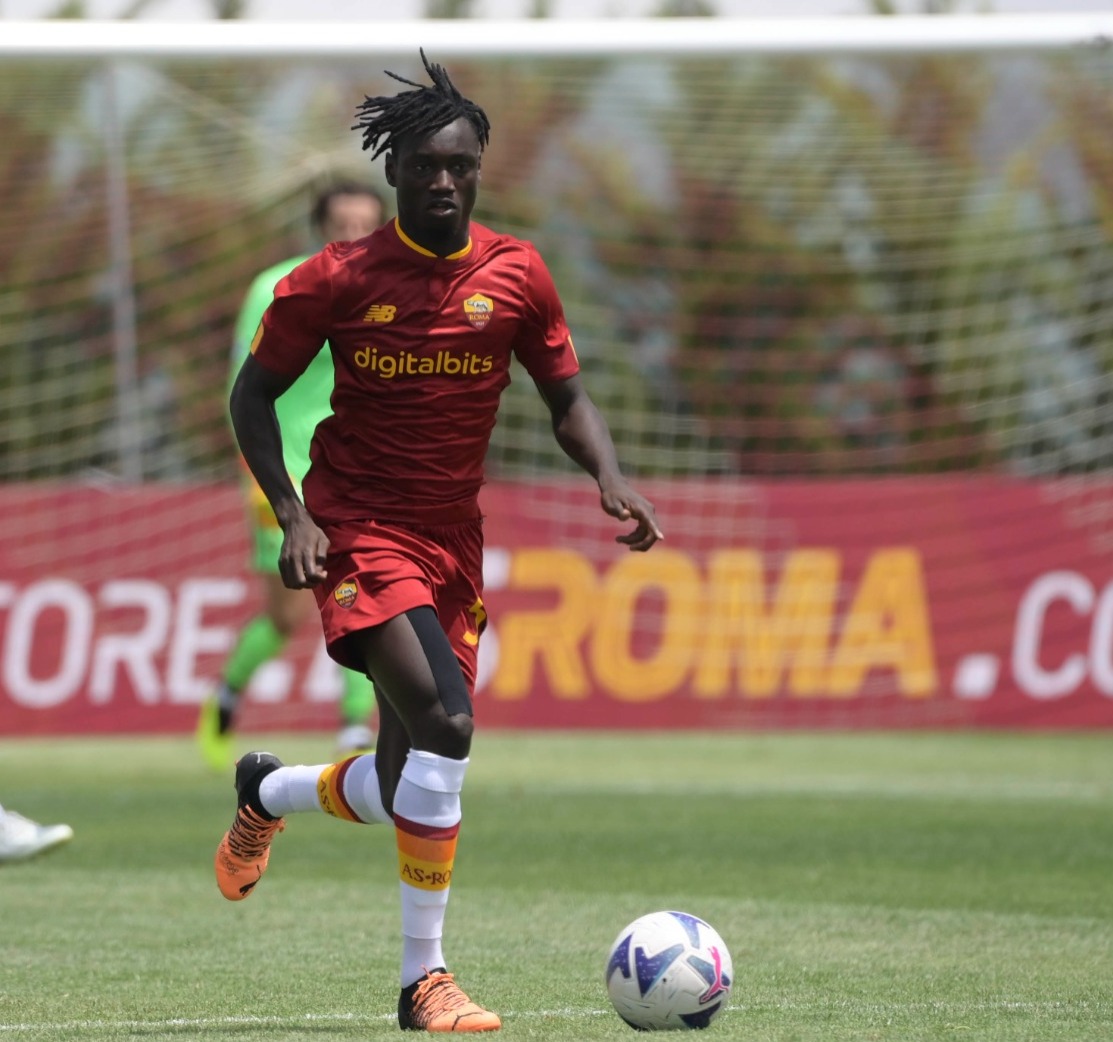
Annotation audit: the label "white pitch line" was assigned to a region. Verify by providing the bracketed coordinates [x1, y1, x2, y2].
[0, 1007, 615, 1034]
[0, 1013, 377, 1034]
[3, 1000, 1102, 1035]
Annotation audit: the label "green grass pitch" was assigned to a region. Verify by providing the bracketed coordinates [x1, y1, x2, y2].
[2, 731, 1111, 1041]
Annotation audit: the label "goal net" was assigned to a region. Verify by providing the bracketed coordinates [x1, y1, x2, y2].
[2, 15, 1112, 734]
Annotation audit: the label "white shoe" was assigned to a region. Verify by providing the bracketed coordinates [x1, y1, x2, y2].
[335, 724, 375, 756]
[0, 809, 74, 862]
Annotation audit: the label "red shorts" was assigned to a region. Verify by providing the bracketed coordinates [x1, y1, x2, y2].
[313, 517, 486, 692]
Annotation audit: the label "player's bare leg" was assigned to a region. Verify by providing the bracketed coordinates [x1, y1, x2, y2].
[350, 609, 499, 1032]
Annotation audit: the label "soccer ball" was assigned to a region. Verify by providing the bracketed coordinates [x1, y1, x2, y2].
[604, 910, 732, 1031]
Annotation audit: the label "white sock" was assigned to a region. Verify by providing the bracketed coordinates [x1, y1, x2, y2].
[258, 765, 329, 816]
[393, 750, 469, 987]
[257, 755, 391, 824]
[335, 753, 392, 825]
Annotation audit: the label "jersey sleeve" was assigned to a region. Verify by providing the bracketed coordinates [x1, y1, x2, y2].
[250, 251, 335, 381]
[512, 246, 580, 383]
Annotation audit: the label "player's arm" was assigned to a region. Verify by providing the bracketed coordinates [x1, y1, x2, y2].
[534, 373, 663, 552]
[229, 353, 329, 587]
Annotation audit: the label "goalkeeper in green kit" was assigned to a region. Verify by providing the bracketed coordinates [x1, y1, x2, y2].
[197, 182, 387, 771]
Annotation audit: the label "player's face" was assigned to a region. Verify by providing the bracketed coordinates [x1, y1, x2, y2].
[321, 193, 382, 243]
[386, 117, 481, 255]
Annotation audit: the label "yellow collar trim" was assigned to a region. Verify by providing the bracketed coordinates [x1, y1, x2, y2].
[394, 218, 472, 260]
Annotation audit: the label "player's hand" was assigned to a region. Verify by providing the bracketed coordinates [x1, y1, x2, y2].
[600, 481, 663, 552]
[279, 514, 330, 588]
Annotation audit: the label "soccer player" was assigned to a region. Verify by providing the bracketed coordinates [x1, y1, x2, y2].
[196, 182, 387, 772]
[214, 51, 662, 1033]
[0, 804, 72, 862]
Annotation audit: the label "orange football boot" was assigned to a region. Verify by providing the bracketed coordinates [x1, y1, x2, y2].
[398, 970, 502, 1033]
[214, 751, 285, 901]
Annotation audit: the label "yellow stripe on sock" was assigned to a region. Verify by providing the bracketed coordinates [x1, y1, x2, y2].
[395, 817, 458, 892]
[397, 850, 454, 891]
[316, 758, 363, 822]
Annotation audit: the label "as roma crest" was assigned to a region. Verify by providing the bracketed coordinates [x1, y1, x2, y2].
[463, 293, 494, 330]
[333, 581, 358, 609]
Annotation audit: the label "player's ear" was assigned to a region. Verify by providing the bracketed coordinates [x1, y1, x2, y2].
[384, 153, 397, 188]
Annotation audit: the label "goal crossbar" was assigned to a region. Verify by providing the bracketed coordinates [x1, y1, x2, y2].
[1, 14, 1111, 60]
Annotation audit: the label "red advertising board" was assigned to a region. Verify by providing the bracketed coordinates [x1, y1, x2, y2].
[0, 477, 1109, 734]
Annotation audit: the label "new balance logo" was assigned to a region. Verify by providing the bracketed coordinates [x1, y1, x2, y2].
[363, 304, 397, 323]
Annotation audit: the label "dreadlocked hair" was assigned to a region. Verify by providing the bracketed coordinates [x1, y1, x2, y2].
[352, 48, 491, 160]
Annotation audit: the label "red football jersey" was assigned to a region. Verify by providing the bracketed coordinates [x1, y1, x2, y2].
[252, 219, 580, 524]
